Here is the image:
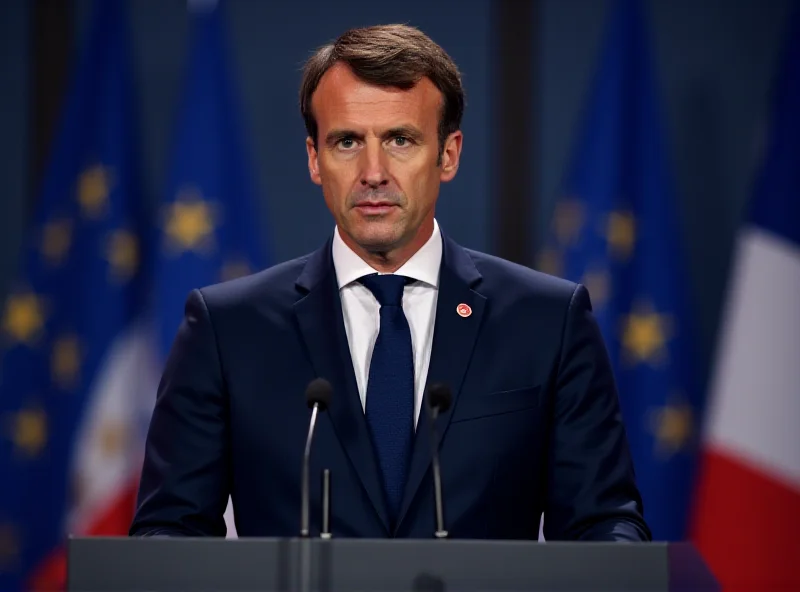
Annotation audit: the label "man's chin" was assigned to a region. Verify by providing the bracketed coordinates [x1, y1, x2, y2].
[348, 227, 405, 254]
[358, 236, 404, 254]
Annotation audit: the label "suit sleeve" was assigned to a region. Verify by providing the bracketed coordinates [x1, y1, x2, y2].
[129, 289, 230, 537]
[543, 284, 652, 542]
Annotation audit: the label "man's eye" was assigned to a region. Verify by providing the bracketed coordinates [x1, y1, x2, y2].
[338, 138, 356, 149]
[391, 136, 411, 147]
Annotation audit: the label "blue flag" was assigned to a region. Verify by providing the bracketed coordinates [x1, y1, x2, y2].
[539, 0, 700, 541]
[747, 6, 800, 249]
[0, 0, 145, 588]
[156, 0, 265, 359]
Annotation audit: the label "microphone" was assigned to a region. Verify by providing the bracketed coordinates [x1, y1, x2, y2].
[426, 383, 452, 539]
[301, 378, 331, 538]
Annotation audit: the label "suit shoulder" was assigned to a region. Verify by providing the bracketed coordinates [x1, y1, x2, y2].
[196, 252, 311, 310]
[464, 248, 579, 304]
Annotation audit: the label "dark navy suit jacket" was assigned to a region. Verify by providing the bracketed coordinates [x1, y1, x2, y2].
[130, 232, 651, 541]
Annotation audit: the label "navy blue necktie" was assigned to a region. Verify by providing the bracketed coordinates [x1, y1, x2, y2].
[360, 273, 414, 522]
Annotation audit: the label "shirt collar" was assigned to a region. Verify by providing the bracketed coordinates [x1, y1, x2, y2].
[332, 218, 442, 289]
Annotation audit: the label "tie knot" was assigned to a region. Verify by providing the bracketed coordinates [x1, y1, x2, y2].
[359, 273, 409, 306]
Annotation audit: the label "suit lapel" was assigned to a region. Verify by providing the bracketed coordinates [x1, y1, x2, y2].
[293, 240, 390, 534]
[395, 234, 486, 533]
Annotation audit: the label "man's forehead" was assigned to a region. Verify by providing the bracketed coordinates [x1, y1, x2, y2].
[312, 63, 442, 120]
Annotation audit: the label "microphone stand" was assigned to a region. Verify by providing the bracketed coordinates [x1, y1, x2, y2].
[429, 404, 448, 539]
[298, 378, 331, 592]
[300, 403, 321, 592]
[301, 402, 321, 538]
[320, 469, 331, 539]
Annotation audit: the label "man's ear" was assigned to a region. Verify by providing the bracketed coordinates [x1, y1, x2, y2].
[439, 131, 463, 183]
[306, 137, 322, 185]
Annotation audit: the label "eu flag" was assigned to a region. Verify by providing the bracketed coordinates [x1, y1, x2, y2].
[539, 0, 700, 541]
[0, 0, 145, 588]
[155, 0, 265, 360]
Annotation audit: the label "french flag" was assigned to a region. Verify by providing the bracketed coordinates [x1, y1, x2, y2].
[691, 7, 800, 590]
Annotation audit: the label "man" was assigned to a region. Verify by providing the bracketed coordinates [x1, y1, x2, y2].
[130, 24, 650, 541]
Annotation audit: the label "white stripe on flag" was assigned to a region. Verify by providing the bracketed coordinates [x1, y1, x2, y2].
[67, 318, 161, 534]
[703, 226, 800, 490]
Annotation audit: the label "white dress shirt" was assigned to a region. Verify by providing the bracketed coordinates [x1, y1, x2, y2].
[332, 219, 442, 428]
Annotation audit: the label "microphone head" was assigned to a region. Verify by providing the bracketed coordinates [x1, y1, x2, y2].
[306, 378, 332, 411]
[427, 383, 452, 413]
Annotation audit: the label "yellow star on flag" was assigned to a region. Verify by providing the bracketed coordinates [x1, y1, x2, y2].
[106, 229, 139, 282]
[0, 523, 19, 570]
[581, 267, 611, 309]
[2, 292, 47, 346]
[648, 398, 694, 459]
[77, 165, 112, 219]
[605, 210, 636, 260]
[620, 300, 673, 367]
[163, 189, 217, 255]
[552, 199, 585, 247]
[40, 219, 73, 266]
[536, 248, 563, 277]
[97, 421, 129, 459]
[52, 334, 82, 390]
[220, 258, 252, 282]
[6, 407, 48, 458]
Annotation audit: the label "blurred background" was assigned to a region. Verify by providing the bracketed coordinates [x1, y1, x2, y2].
[1, 0, 798, 590]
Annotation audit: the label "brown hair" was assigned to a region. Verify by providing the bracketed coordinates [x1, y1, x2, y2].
[299, 24, 465, 159]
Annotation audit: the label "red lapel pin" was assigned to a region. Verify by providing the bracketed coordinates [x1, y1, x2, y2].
[456, 303, 472, 318]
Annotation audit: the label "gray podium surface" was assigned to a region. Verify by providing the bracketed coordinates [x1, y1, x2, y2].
[67, 537, 719, 592]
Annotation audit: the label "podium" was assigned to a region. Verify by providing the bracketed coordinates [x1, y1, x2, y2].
[67, 537, 719, 591]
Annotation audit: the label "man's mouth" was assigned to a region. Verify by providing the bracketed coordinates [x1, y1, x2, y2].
[354, 202, 397, 214]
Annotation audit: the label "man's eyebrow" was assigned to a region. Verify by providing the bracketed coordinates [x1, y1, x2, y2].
[323, 126, 425, 147]
[382, 126, 424, 142]
[324, 129, 364, 147]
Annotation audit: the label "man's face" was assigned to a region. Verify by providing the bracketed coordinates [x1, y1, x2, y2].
[306, 63, 462, 261]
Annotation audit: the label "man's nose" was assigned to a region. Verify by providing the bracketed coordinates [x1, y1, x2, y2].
[359, 141, 389, 188]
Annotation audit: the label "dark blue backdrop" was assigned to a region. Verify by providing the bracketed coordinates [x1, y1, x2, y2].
[0, 0, 794, 402]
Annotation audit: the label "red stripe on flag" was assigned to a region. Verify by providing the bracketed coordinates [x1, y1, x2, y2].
[691, 449, 800, 592]
[27, 477, 140, 591]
